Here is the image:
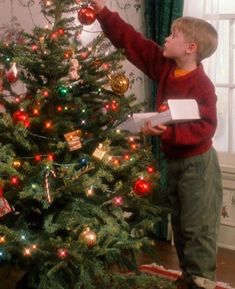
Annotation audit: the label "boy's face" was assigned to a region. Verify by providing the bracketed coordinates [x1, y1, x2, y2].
[163, 28, 192, 61]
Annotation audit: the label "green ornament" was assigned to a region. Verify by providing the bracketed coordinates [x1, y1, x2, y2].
[57, 85, 69, 98]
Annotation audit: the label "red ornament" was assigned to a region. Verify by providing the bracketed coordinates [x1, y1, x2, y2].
[50, 32, 57, 40]
[57, 248, 68, 259]
[112, 196, 124, 206]
[0, 187, 14, 218]
[47, 153, 55, 161]
[56, 105, 63, 112]
[158, 103, 169, 113]
[42, 90, 50, 97]
[133, 178, 151, 197]
[31, 44, 38, 51]
[77, 7, 96, 25]
[147, 166, 155, 174]
[6, 71, 18, 83]
[34, 154, 42, 162]
[57, 28, 65, 36]
[10, 175, 20, 186]
[12, 110, 30, 128]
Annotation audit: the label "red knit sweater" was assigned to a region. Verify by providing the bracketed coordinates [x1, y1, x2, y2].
[97, 7, 217, 158]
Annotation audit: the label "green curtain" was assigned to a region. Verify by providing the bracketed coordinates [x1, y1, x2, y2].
[144, 0, 184, 202]
[145, 0, 184, 46]
[144, 0, 184, 109]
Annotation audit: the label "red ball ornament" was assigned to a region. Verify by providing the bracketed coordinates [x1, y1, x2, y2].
[77, 7, 96, 25]
[10, 175, 20, 186]
[158, 103, 169, 113]
[12, 110, 30, 128]
[133, 178, 151, 197]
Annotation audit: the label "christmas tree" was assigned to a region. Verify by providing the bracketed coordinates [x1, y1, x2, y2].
[0, 1, 172, 288]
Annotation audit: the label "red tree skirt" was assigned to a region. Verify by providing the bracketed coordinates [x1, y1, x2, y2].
[139, 264, 234, 289]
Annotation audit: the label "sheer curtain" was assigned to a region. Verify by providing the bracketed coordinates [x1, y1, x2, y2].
[184, 0, 235, 159]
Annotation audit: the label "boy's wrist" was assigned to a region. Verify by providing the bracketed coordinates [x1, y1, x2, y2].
[95, 6, 109, 21]
[96, 6, 105, 14]
[91, 1, 105, 13]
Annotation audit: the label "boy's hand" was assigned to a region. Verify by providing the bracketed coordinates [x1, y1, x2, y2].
[91, 0, 105, 13]
[141, 121, 167, 136]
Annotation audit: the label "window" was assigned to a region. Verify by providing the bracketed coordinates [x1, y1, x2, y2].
[184, 0, 235, 166]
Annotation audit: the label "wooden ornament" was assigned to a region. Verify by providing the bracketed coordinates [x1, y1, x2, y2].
[92, 143, 110, 160]
[64, 130, 82, 151]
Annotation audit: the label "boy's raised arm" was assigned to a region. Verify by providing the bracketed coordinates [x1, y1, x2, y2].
[90, 0, 165, 81]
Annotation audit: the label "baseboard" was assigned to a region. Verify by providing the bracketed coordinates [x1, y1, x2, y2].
[218, 242, 235, 251]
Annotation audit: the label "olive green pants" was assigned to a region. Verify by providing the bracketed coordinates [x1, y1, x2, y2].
[167, 147, 223, 287]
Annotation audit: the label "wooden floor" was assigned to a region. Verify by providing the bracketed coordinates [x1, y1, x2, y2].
[137, 240, 235, 288]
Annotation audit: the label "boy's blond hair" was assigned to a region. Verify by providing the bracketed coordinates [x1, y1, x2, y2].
[172, 16, 218, 62]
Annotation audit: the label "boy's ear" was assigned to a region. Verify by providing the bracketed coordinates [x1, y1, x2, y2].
[186, 42, 197, 54]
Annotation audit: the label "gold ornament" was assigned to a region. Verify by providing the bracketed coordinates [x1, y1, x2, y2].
[12, 160, 22, 169]
[85, 186, 94, 197]
[79, 228, 97, 248]
[110, 73, 129, 94]
[64, 48, 74, 59]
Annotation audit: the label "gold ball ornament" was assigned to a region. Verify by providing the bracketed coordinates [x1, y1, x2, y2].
[110, 73, 129, 94]
[79, 228, 97, 248]
[12, 160, 22, 169]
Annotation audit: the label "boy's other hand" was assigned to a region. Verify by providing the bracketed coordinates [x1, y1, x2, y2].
[91, 0, 105, 13]
[141, 121, 167, 136]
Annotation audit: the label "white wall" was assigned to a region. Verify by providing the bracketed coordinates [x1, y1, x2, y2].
[218, 163, 235, 250]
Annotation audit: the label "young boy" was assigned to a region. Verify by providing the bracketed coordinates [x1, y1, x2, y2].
[91, 1, 223, 289]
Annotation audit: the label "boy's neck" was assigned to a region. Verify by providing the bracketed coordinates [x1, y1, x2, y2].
[175, 59, 198, 71]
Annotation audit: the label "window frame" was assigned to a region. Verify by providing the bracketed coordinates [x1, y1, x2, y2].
[204, 13, 235, 166]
